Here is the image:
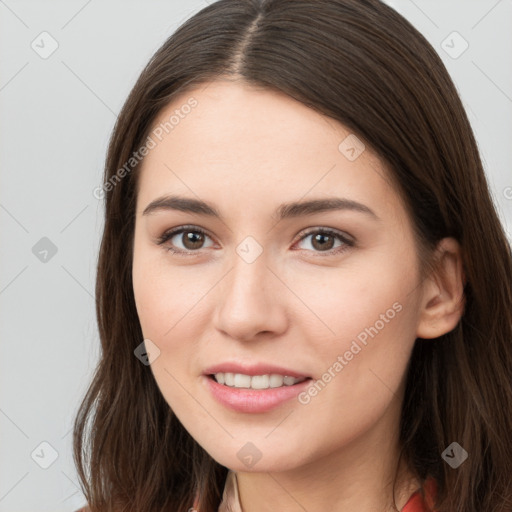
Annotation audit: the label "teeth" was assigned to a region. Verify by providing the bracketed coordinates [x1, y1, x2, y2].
[225, 373, 234, 386]
[251, 375, 269, 389]
[283, 376, 299, 385]
[213, 372, 306, 389]
[234, 373, 251, 388]
[269, 374, 284, 388]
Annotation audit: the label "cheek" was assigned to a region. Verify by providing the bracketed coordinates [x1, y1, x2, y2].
[133, 237, 419, 354]
[132, 238, 189, 337]
[132, 248, 210, 385]
[292, 254, 416, 345]
[295, 252, 420, 401]
[132, 254, 201, 414]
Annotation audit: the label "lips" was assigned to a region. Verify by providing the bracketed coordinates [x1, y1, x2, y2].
[201, 361, 313, 412]
[203, 362, 310, 379]
[203, 373, 313, 413]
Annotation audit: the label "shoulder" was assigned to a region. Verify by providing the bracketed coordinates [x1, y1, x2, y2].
[402, 477, 438, 512]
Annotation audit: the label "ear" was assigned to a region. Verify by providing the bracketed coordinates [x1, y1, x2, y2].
[416, 237, 466, 339]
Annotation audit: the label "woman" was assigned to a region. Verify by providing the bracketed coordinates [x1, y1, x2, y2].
[73, 0, 512, 511]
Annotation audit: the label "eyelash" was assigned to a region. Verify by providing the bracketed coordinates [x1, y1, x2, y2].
[156, 224, 355, 258]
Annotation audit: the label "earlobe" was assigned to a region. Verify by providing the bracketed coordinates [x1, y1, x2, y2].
[416, 238, 465, 340]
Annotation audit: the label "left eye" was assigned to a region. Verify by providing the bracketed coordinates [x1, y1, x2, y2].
[157, 226, 354, 256]
[295, 228, 353, 254]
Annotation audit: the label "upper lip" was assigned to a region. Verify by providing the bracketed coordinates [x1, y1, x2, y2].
[203, 362, 311, 379]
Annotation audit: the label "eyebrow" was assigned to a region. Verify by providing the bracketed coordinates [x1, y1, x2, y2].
[142, 195, 379, 221]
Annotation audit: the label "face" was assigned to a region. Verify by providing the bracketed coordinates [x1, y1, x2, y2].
[132, 79, 426, 473]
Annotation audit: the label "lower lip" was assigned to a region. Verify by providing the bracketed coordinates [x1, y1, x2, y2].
[203, 375, 313, 413]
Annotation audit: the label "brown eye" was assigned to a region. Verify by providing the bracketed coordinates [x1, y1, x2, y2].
[180, 231, 206, 250]
[295, 228, 354, 256]
[157, 226, 214, 255]
[310, 232, 335, 251]
[157, 226, 354, 257]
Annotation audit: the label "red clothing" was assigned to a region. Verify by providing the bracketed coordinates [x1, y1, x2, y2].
[402, 476, 438, 512]
[207, 471, 438, 512]
[74, 472, 437, 511]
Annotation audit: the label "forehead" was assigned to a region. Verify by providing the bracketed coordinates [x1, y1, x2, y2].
[136, 79, 401, 221]
[144, 79, 367, 163]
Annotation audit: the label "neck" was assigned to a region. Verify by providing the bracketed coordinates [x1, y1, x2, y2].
[235, 398, 420, 512]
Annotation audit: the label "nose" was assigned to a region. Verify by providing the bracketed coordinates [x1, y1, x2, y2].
[213, 251, 288, 342]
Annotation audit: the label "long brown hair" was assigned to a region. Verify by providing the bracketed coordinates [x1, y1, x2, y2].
[73, 1, 512, 510]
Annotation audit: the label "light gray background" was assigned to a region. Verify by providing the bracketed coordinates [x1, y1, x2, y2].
[0, 1, 510, 510]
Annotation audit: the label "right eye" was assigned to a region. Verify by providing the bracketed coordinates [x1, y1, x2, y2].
[156, 225, 215, 256]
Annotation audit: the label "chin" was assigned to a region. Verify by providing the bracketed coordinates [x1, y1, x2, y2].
[200, 439, 311, 474]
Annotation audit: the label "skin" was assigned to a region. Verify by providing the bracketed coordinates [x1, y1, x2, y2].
[132, 79, 465, 512]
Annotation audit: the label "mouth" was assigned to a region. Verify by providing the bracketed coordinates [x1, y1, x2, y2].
[207, 372, 311, 390]
[202, 362, 313, 412]
[203, 369, 314, 413]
